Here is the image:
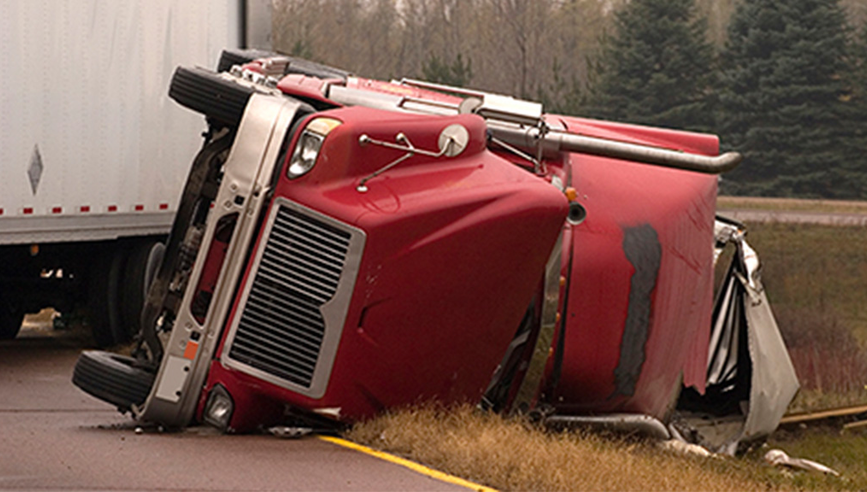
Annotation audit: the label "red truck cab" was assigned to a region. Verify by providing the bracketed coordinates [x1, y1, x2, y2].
[75, 51, 792, 449]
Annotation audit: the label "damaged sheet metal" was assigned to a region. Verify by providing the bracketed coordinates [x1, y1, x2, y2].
[764, 449, 840, 476]
[677, 217, 800, 454]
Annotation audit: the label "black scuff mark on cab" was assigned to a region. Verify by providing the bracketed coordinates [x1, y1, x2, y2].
[611, 224, 661, 398]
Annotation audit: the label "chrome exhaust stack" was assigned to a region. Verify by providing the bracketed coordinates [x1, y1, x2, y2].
[395, 78, 742, 175]
[488, 124, 743, 175]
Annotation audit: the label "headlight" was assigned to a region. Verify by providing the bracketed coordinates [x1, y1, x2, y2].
[287, 117, 342, 179]
[203, 384, 234, 432]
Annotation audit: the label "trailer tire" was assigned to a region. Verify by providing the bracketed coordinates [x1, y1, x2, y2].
[88, 246, 126, 347]
[0, 305, 24, 340]
[169, 66, 255, 127]
[120, 240, 165, 342]
[216, 48, 279, 73]
[216, 49, 350, 80]
[72, 350, 155, 412]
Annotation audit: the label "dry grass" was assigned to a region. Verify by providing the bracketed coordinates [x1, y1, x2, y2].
[347, 405, 774, 492]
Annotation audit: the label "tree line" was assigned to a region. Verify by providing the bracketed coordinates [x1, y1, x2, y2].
[273, 0, 867, 199]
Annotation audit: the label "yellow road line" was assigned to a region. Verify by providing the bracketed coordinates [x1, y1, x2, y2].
[318, 435, 498, 492]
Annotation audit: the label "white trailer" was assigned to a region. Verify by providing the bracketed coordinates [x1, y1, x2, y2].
[0, 0, 259, 344]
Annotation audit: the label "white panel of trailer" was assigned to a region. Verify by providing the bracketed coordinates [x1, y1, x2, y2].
[0, 0, 242, 243]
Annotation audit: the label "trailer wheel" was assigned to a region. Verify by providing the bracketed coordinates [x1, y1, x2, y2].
[120, 240, 165, 342]
[88, 247, 125, 347]
[216, 48, 279, 73]
[0, 304, 24, 340]
[216, 49, 350, 81]
[169, 66, 255, 127]
[72, 350, 155, 412]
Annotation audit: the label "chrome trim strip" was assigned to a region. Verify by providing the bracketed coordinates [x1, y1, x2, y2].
[511, 232, 563, 411]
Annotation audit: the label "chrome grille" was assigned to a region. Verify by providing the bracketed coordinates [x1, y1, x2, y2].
[228, 206, 351, 388]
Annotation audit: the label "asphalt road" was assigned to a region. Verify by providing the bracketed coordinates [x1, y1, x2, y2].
[0, 327, 471, 491]
[718, 208, 867, 226]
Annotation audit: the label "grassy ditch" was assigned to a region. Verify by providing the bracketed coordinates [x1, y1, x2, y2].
[346, 405, 866, 491]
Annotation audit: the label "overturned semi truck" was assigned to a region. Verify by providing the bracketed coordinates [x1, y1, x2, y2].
[73, 50, 798, 453]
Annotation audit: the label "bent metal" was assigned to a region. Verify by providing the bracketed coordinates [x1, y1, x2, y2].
[73, 50, 797, 454]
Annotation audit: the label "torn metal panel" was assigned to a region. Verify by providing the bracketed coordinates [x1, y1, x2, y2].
[677, 217, 799, 454]
[546, 414, 671, 440]
[740, 276, 800, 444]
[764, 449, 840, 476]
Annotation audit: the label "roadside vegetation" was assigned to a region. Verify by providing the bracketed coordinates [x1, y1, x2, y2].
[347, 405, 867, 491]
[745, 220, 867, 411]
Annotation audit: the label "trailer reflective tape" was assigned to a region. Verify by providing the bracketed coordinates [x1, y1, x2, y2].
[51, 207, 62, 214]
[80, 206, 90, 213]
[318, 436, 498, 492]
[134, 204, 145, 211]
[159, 203, 169, 210]
[22, 208, 33, 215]
[107, 205, 118, 212]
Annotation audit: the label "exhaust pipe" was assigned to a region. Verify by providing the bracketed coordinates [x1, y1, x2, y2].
[544, 413, 672, 440]
[489, 125, 743, 175]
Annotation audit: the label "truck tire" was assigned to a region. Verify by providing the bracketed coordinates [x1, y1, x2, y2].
[120, 240, 165, 342]
[72, 350, 156, 412]
[216, 48, 279, 73]
[169, 66, 255, 127]
[0, 304, 23, 340]
[216, 49, 350, 81]
[88, 247, 125, 347]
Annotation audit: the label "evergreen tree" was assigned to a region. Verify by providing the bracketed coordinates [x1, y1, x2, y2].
[716, 0, 858, 198]
[840, 23, 867, 189]
[583, 0, 715, 131]
[421, 53, 474, 87]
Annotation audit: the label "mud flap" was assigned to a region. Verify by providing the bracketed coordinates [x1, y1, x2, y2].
[677, 217, 799, 454]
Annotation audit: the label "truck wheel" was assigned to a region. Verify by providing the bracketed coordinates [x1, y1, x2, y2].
[169, 66, 255, 127]
[72, 350, 156, 412]
[88, 247, 125, 347]
[216, 48, 279, 73]
[0, 305, 24, 340]
[120, 240, 165, 343]
[216, 48, 350, 81]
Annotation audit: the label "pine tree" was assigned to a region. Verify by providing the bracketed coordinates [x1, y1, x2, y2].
[421, 53, 474, 87]
[583, 0, 715, 131]
[840, 23, 867, 190]
[716, 0, 858, 198]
